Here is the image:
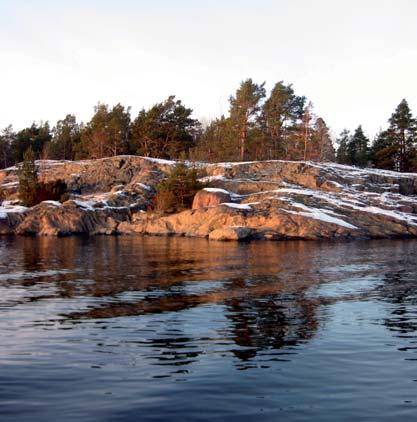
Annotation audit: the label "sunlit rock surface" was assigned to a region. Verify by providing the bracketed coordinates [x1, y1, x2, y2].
[192, 188, 232, 209]
[1, 155, 417, 240]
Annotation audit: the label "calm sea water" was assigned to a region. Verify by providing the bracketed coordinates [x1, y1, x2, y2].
[1, 236, 417, 421]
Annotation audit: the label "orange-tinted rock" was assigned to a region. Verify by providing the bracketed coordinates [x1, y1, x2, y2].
[1, 156, 417, 240]
[192, 189, 231, 209]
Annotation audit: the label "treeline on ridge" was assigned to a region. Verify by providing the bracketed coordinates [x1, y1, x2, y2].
[0, 79, 416, 172]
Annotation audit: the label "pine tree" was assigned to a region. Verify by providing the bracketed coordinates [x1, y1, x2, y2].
[0, 125, 15, 169]
[229, 79, 266, 161]
[18, 147, 39, 207]
[107, 103, 131, 157]
[313, 117, 335, 162]
[130, 96, 200, 159]
[301, 102, 313, 161]
[262, 81, 305, 159]
[370, 100, 417, 172]
[387, 99, 416, 172]
[190, 116, 235, 162]
[48, 114, 80, 160]
[12, 122, 52, 163]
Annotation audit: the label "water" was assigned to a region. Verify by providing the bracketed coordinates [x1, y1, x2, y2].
[1, 236, 417, 421]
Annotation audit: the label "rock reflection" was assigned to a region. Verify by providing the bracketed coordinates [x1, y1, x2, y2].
[0, 237, 333, 361]
[6, 237, 415, 365]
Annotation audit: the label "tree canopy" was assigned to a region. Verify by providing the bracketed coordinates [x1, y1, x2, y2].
[3, 80, 416, 173]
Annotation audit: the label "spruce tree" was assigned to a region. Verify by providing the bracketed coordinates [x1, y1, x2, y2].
[336, 129, 350, 164]
[370, 130, 398, 170]
[18, 147, 39, 207]
[347, 126, 369, 167]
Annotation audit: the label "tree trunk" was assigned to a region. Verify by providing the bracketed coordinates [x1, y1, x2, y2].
[240, 128, 246, 161]
[400, 129, 406, 172]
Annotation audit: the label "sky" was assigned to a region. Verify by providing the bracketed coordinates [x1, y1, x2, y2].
[1, 0, 417, 139]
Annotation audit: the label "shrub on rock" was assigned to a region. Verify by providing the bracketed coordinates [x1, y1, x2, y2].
[18, 148, 69, 206]
[18, 148, 39, 207]
[151, 163, 204, 213]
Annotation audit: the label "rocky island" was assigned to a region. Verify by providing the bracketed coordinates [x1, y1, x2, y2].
[1, 155, 417, 240]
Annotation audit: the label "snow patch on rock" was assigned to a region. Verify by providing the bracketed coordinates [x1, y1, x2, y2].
[203, 187, 230, 194]
[222, 203, 252, 210]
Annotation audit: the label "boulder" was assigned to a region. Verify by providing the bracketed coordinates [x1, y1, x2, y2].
[192, 188, 231, 209]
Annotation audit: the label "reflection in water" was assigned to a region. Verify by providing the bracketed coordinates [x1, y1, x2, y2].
[2, 237, 417, 421]
[0, 237, 333, 359]
[2, 237, 416, 357]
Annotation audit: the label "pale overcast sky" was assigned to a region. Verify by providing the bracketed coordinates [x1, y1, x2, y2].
[1, 0, 416, 139]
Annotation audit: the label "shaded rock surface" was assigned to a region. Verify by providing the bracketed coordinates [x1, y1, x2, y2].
[2, 156, 417, 240]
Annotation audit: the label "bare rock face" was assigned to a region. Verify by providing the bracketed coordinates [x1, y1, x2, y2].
[209, 227, 253, 241]
[2, 156, 417, 241]
[192, 188, 231, 209]
[14, 201, 131, 236]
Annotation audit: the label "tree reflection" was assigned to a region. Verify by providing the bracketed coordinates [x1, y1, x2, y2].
[1, 236, 337, 364]
[224, 276, 318, 360]
[378, 269, 417, 335]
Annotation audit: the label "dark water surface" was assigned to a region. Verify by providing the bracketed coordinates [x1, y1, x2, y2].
[1, 236, 417, 421]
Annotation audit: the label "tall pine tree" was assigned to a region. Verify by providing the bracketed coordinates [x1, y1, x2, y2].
[229, 79, 266, 161]
[371, 100, 417, 172]
[262, 81, 305, 159]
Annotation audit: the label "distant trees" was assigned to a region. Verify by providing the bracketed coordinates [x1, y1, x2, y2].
[47, 114, 81, 161]
[0, 125, 15, 168]
[336, 99, 417, 172]
[335, 126, 369, 167]
[80, 103, 131, 159]
[0, 79, 337, 168]
[190, 116, 235, 162]
[348, 126, 369, 167]
[6, 80, 417, 173]
[12, 122, 52, 164]
[371, 99, 417, 172]
[190, 79, 333, 163]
